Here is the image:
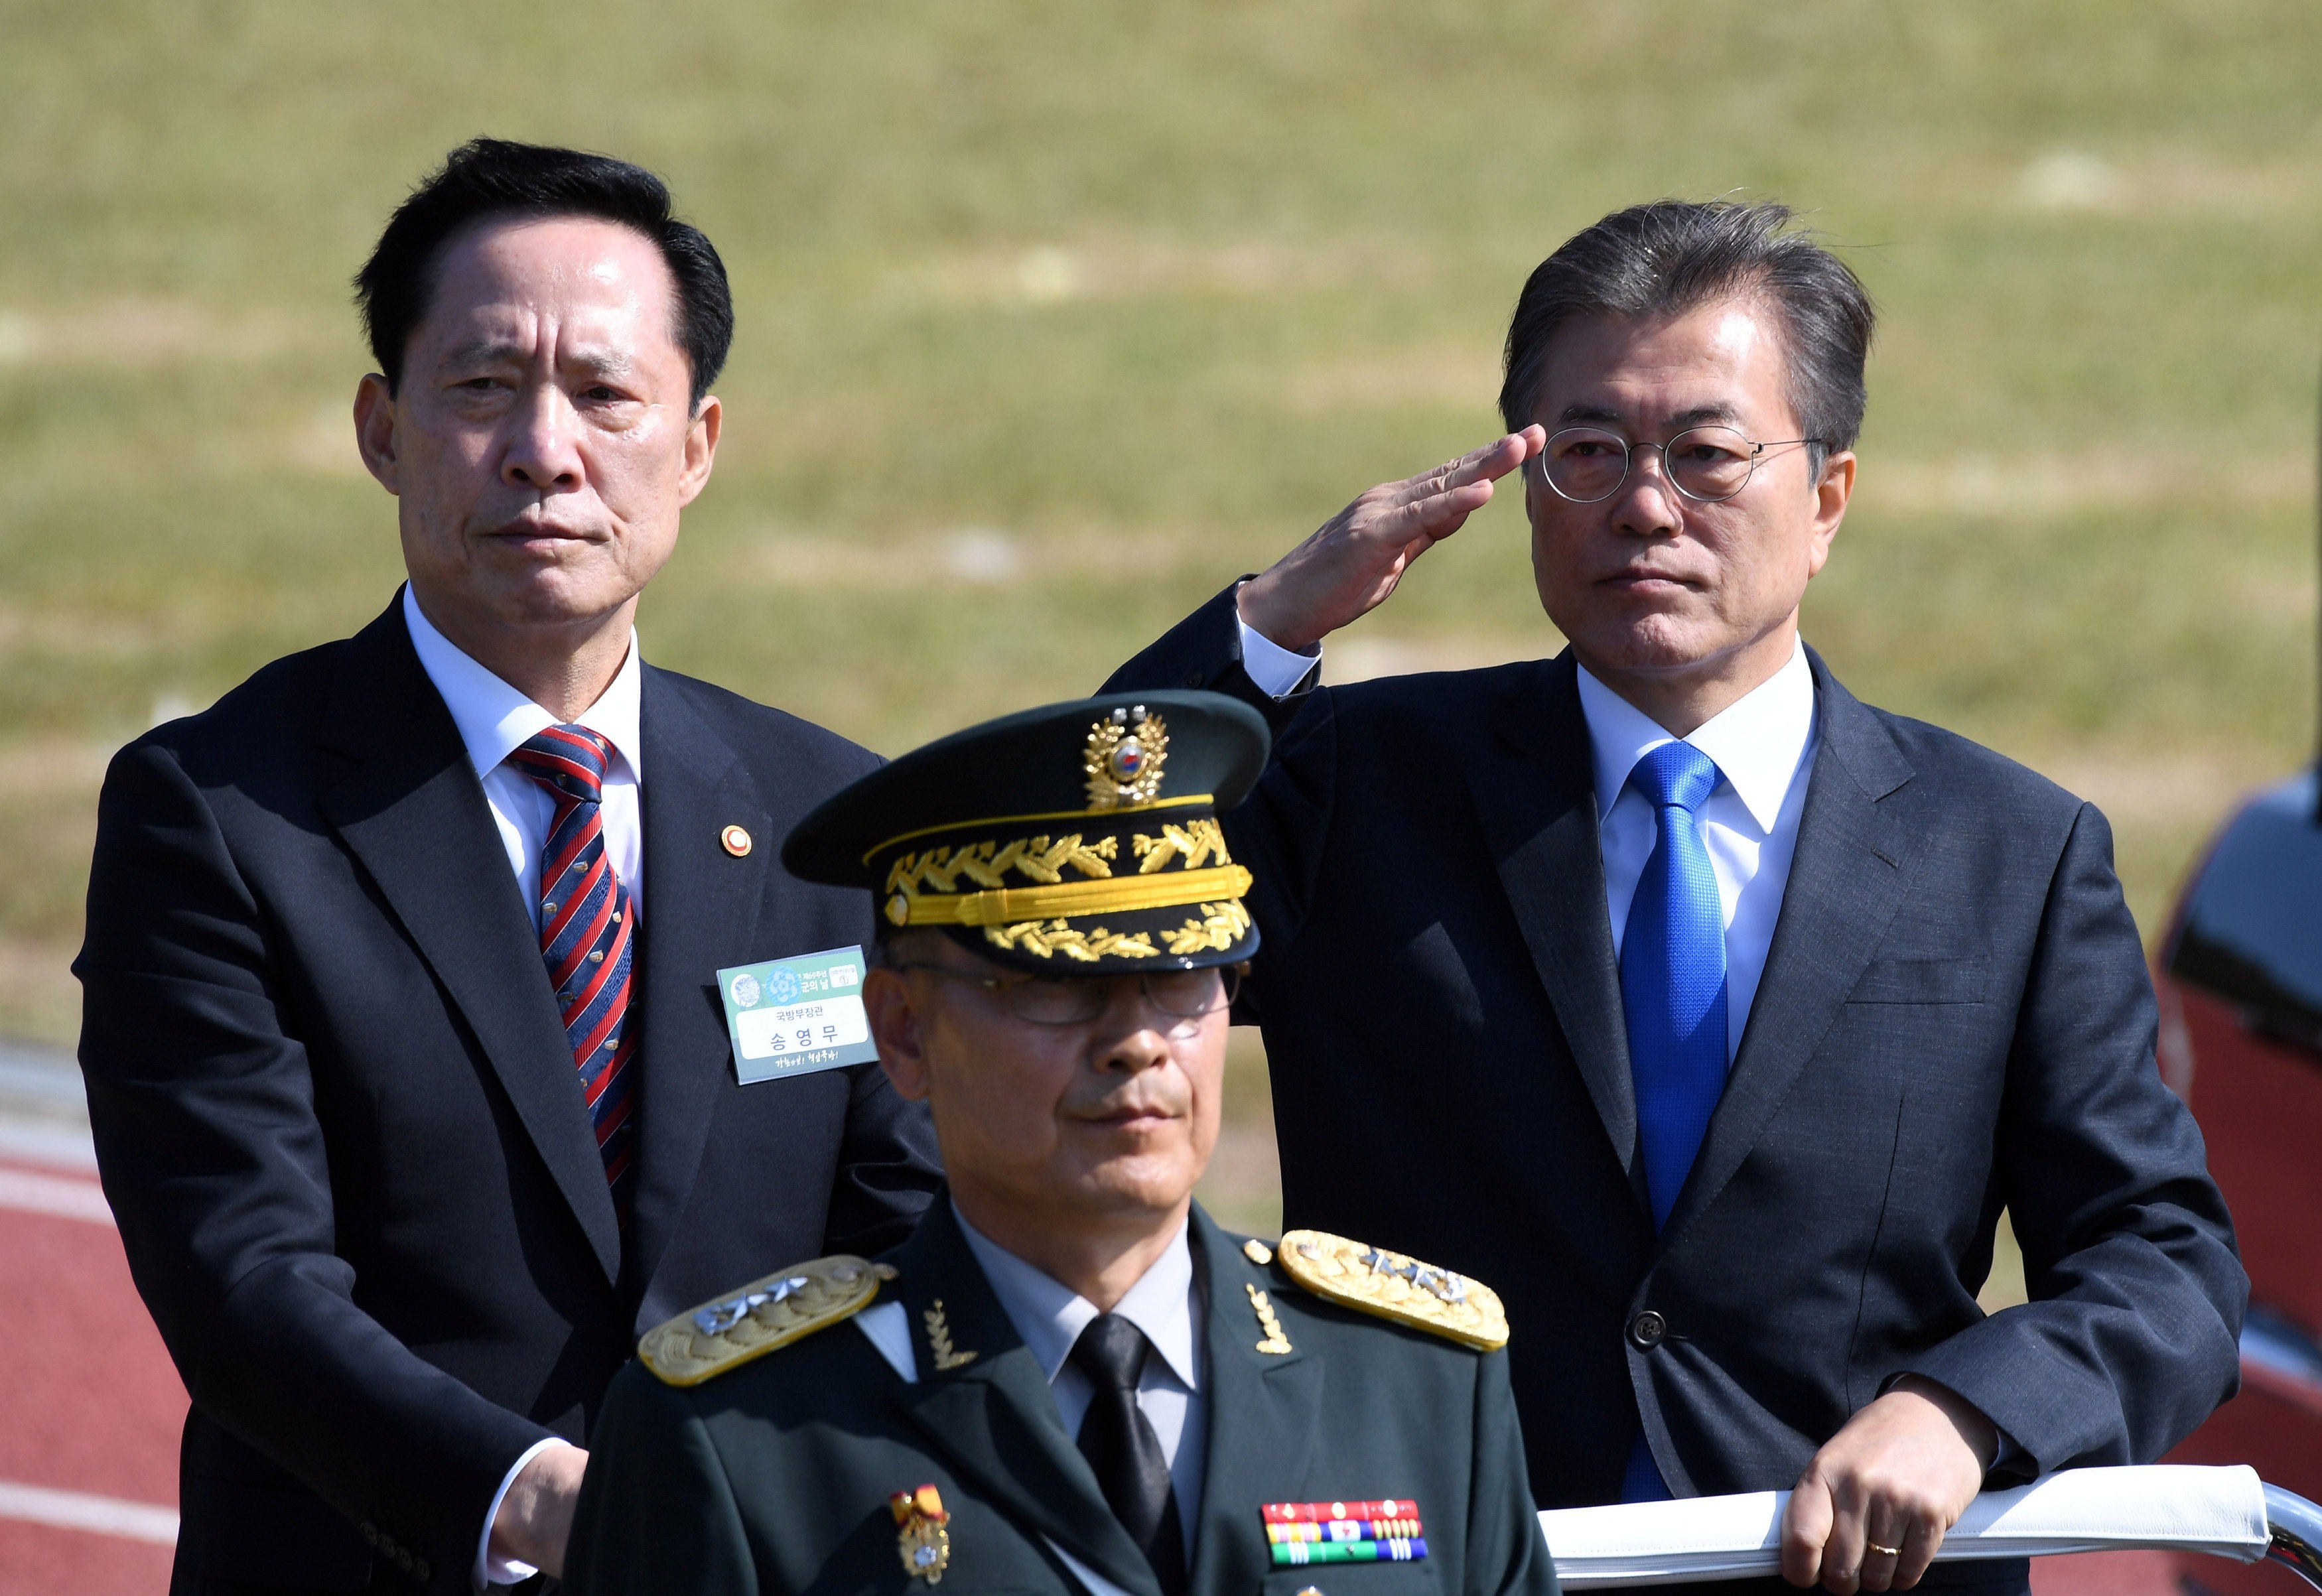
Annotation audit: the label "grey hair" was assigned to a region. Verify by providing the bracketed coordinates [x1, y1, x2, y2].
[1497, 200, 1875, 474]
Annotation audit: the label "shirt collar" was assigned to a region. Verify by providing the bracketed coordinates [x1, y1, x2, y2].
[1575, 635, 1815, 834]
[401, 584, 644, 784]
[955, 1200, 1199, 1391]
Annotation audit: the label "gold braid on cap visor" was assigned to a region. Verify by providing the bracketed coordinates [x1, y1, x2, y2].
[881, 819, 1251, 929]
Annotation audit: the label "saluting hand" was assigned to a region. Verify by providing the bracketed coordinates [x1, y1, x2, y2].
[1235, 427, 1545, 653]
[1780, 1376, 1998, 1593]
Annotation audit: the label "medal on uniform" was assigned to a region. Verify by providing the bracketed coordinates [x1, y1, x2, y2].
[1262, 1500, 1426, 1565]
[892, 1484, 953, 1583]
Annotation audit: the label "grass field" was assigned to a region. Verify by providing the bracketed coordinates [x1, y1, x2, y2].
[5, 4, 2319, 1240]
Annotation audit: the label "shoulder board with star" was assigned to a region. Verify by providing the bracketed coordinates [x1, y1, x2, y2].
[1274, 1229, 1509, 1351]
[638, 1254, 899, 1387]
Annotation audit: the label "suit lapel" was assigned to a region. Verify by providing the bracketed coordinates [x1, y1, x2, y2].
[622, 668, 771, 1296]
[316, 599, 621, 1282]
[888, 1203, 1164, 1596]
[1659, 653, 1922, 1244]
[1187, 1209, 1323, 1596]
[1461, 655, 1641, 1187]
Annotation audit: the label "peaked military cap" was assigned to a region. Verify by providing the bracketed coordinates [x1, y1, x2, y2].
[783, 691, 1269, 974]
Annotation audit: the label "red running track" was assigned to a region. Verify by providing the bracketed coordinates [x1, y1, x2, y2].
[1, 1148, 184, 1595]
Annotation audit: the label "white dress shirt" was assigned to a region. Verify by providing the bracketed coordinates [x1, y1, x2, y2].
[1578, 640, 1817, 1058]
[399, 585, 648, 1590]
[1235, 616, 1818, 1059]
[402, 584, 646, 929]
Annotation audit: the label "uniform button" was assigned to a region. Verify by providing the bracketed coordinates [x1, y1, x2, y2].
[397, 1547, 415, 1572]
[1183, 671, 1205, 687]
[359, 1522, 379, 1547]
[414, 1558, 432, 1581]
[1627, 1309, 1667, 1350]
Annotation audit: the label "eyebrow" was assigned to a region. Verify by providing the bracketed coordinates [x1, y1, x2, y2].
[441, 338, 529, 369]
[560, 346, 636, 380]
[437, 339, 637, 380]
[1557, 401, 1744, 429]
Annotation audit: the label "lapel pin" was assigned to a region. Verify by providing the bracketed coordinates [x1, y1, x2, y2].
[1247, 1282, 1293, 1355]
[891, 1483, 952, 1583]
[720, 824, 754, 858]
[923, 1298, 978, 1370]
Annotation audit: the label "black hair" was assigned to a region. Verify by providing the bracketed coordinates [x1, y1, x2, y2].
[1499, 200, 1874, 472]
[354, 138, 733, 409]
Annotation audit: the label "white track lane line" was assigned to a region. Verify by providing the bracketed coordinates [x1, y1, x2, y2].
[0, 1165, 114, 1225]
[0, 1479, 178, 1544]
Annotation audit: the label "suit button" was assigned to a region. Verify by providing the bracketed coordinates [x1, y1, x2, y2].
[1184, 671, 1204, 687]
[414, 1558, 431, 1581]
[396, 1547, 415, 1572]
[360, 1522, 379, 1547]
[1628, 1309, 1667, 1350]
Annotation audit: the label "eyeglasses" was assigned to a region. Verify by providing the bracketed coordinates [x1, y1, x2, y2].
[1531, 425, 1822, 505]
[892, 961, 1245, 1028]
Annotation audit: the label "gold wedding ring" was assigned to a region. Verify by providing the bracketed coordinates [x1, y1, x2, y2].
[1866, 1542, 1902, 1558]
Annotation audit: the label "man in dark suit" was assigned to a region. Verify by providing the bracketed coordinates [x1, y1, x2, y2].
[1107, 200, 2245, 1594]
[74, 139, 941, 1593]
[563, 693, 1556, 1596]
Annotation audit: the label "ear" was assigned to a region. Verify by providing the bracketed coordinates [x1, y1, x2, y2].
[1804, 448, 1854, 580]
[676, 394, 721, 508]
[864, 963, 931, 1102]
[354, 373, 401, 494]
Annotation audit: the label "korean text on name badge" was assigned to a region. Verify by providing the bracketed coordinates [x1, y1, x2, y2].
[717, 945, 878, 1085]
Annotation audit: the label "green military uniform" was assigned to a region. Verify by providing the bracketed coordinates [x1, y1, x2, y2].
[565, 1200, 1556, 1596]
[561, 691, 1558, 1596]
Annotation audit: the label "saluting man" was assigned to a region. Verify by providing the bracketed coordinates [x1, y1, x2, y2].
[564, 692, 1560, 1596]
[1104, 200, 2243, 1595]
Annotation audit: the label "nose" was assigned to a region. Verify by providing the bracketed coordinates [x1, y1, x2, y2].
[1089, 982, 1181, 1074]
[1609, 444, 1684, 537]
[502, 383, 584, 493]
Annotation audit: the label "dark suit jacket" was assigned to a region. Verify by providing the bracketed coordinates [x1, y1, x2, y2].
[75, 594, 942, 1593]
[1107, 587, 2245, 1540]
[566, 1200, 1556, 1596]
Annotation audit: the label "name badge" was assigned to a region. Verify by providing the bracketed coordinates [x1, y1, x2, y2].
[717, 945, 878, 1084]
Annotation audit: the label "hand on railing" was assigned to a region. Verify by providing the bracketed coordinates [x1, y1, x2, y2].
[1538, 1465, 2319, 1589]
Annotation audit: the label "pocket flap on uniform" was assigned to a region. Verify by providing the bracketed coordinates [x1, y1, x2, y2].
[1846, 956, 1992, 1004]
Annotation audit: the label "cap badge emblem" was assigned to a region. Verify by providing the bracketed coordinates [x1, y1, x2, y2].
[1084, 705, 1169, 810]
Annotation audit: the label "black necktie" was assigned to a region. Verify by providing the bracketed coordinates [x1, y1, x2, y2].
[1069, 1313, 1188, 1596]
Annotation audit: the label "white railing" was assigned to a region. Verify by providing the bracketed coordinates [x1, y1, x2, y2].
[1540, 1464, 2322, 1589]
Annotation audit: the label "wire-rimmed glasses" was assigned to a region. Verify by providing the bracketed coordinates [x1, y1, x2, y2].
[892, 961, 1243, 1027]
[1532, 425, 1822, 505]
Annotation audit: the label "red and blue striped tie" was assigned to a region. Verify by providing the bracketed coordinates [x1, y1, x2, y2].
[510, 725, 638, 1226]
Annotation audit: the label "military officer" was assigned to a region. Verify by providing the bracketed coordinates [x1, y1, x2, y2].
[564, 691, 1560, 1596]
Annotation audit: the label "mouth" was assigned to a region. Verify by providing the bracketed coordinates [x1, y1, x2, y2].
[1079, 1100, 1182, 1132]
[482, 517, 596, 551]
[1600, 569, 1697, 596]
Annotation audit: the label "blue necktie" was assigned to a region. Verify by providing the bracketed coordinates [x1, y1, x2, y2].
[1615, 739, 1729, 1502]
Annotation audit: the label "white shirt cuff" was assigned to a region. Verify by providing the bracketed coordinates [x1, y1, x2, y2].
[1236, 619, 1320, 699]
[474, 1437, 562, 1591]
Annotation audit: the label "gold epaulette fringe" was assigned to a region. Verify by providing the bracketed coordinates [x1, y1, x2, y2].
[1276, 1230, 1509, 1351]
[639, 1255, 898, 1386]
